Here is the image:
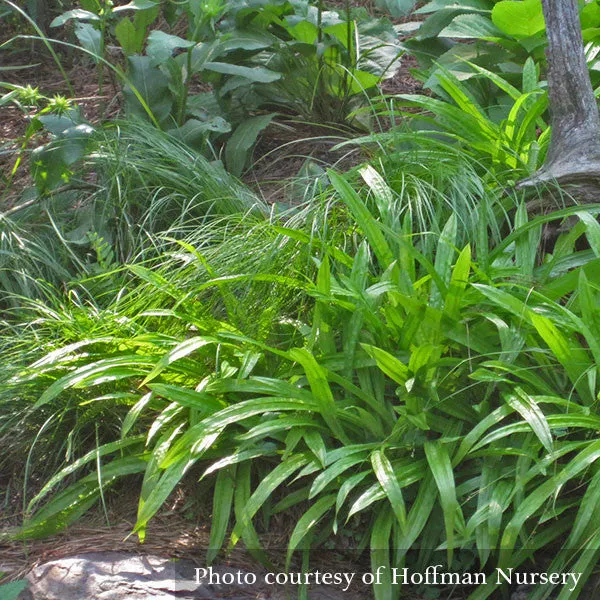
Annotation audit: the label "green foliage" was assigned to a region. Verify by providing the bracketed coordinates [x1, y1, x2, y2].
[0, 119, 265, 305]
[50, 0, 160, 58]
[5, 1, 600, 598]
[491, 0, 545, 39]
[0, 579, 28, 600]
[45, 0, 403, 172]
[211, 1, 403, 123]
[401, 0, 600, 111]
[4, 142, 600, 598]
[0, 84, 93, 194]
[375, 0, 417, 18]
[349, 61, 548, 181]
[48, 0, 160, 108]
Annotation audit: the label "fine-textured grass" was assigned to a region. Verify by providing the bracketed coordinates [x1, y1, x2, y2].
[3, 134, 600, 600]
[347, 61, 550, 183]
[0, 118, 267, 306]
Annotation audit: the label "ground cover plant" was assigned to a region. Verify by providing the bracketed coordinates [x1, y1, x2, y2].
[3, 1, 600, 599]
[39, 0, 405, 173]
[4, 139, 600, 599]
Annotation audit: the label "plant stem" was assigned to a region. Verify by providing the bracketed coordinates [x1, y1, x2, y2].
[178, 18, 205, 126]
[98, 3, 108, 117]
[340, 0, 353, 121]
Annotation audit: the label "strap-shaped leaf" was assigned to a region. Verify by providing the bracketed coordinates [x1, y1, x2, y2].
[207, 466, 236, 564]
[371, 448, 407, 532]
[289, 348, 348, 443]
[328, 170, 395, 269]
[424, 440, 460, 564]
[285, 495, 336, 569]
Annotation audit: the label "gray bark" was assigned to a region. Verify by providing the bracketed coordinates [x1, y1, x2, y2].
[520, 0, 600, 188]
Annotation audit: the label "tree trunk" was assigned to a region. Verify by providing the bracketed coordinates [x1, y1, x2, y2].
[520, 0, 600, 189]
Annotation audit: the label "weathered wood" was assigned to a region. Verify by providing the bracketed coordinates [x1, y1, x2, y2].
[519, 0, 600, 189]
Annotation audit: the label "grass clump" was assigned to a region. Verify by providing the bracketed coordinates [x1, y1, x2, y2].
[2, 136, 600, 600]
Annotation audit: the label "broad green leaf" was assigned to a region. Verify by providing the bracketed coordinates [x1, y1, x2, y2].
[529, 312, 593, 404]
[35, 356, 153, 408]
[50, 9, 99, 27]
[443, 244, 471, 320]
[204, 62, 281, 83]
[216, 32, 274, 53]
[361, 344, 409, 385]
[375, 0, 417, 18]
[438, 71, 497, 137]
[303, 429, 327, 468]
[578, 210, 600, 257]
[416, 0, 491, 13]
[27, 436, 144, 510]
[289, 348, 348, 443]
[500, 439, 600, 562]
[133, 1, 160, 28]
[123, 56, 172, 124]
[431, 213, 457, 307]
[232, 454, 309, 543]
[335, 471, 370, 521]
[439, 14, 503, 40]
[148, 384, 224, 414]
[208, 376, 314, 401]
[360, 164, 393, 223]
[309, 254, 335, 354]
[0, 581, 28, 600]
[272, 487, 311, 514]
[348, 483, 385, 519]
[370, 506, 393, 600]
[170, 117, 231, 145]
[310, 453, 368, 498]
[567, 468, 600, 549]
[555, 538, 600, 600]
[578, 271, 600, 344]
[238, 416, 323, 442]
[225, 114, 275, 177]
[113, 0, 158, 11]
[348, 69, 381, 94]
[146, 31, 195, 66]
[455, 404, 513, 463]
[472, 415, 600, 451]
[203, 448, 276, 477]
[232, 463, 268, 563]
[121, 392, 154, 439]
[74, 22, 102, 60]
[397, 473, 437, 554]
[141, 336, 217, 385]
[22, 456, 147, 539]
[514, 202, 540, 277]
[582, 0, 600, 29]
[465, 60, 521, 100]
[522, 56, 538, 93]
[115, 17, 144, 55]
[136, 455, 193, 537]
[139, 427, 183, 510]
[491, 0, 545, 39]
[513, 92, 548, 151]
[328, 170, 395, 269]
[505, 388, 553, 454]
